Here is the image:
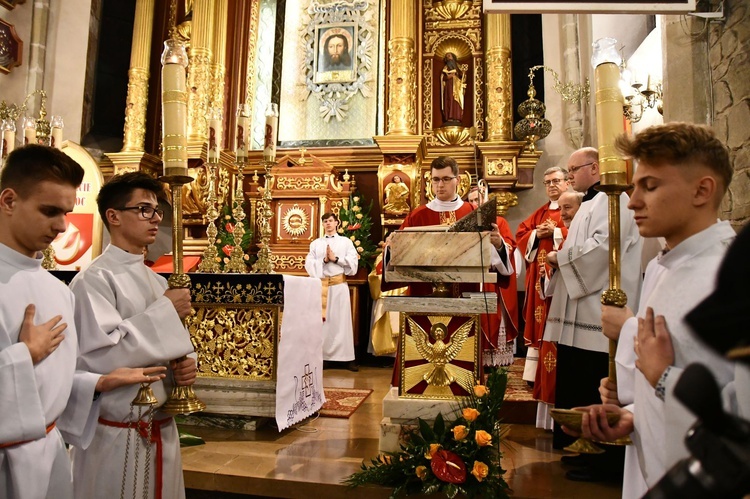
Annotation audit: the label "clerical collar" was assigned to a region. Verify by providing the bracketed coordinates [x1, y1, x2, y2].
[426, 196, 464, 212]
[549, 200, 559, 210]
[583, 182, 601, 202]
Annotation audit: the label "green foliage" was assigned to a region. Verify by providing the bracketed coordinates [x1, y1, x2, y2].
[214, 205, 254, 271]
[336, 192, 379, 271]
[343, 370, 510, 499]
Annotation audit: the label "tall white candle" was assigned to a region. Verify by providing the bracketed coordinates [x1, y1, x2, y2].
[263, 103, 279, 162]
[161, 63, 188, 177]
[51, 127, 63, 148]
[208, 116, 222, 162]
[24, 123, 36, 146]
[1, 130, 14, 159]
[236, 116, 250, 161]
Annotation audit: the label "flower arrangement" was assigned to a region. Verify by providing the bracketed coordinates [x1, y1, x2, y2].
[214, 204, 254, 271]
[344, 370, 510, 499]
[337, 192, 379, 271]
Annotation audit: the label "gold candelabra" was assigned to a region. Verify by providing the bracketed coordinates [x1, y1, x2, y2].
[251, 160, 275, 274]
[224, 158, 249, 273]
[197, 158, 221, 273]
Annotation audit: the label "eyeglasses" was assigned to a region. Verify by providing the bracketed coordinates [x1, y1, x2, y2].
[542, 178, 565, 186]
[115, 205, 164, 220]
[568, 162, 595, 174]
[431, 176, 457, 184]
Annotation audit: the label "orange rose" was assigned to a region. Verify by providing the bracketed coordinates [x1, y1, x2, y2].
[377, 454, 392, 465]
[471, 461, 489, 482]
[473, 384, 488, 397]
[475, 430, 492, 447]
[416, 465, 428, 480]
[424, 443, 442, 459]
[452, 425, 469, 441]
[462, 408, 480, 422]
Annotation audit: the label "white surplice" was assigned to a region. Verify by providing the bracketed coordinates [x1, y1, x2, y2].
[615, 221, 736, 497]
[305, 234, 359, 361]
[68, 244, 195, 499]
[0, 243, 100, 499]
[544, 191, 643, 353]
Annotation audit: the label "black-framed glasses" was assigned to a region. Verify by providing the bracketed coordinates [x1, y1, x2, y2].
[568, 162, 595, 174]
[115, 205, 164, 220]
[431, 176, 457, 184]
[542, 178, 565, 186]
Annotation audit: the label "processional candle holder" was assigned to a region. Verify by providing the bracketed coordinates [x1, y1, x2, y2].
[552, 38, 632, 454]
[197, 107, 223, 273]
[157, 38, 206, 416]
[225, 104, 251, 273]
[251, 103, 279, 274]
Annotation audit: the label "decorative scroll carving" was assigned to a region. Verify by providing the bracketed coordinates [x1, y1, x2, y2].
[122, 68, 150, 151]
[244, 1, 261, 121]
[188, 305, 278, 379]
[486, 158, 514, 176]
[485, 46, 513, 140]
[422, 58, 433, 134]
[187, 48, 212, 141]
[275, 175, 327, 190]
[270, 254, 306, 271]
[387, 38, 417, 134]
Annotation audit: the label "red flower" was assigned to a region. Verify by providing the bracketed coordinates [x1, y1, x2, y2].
[222, 245, 234, 256]
[347, 223, 361, 231]
[430, 449, 467, 484]
[225, 223, 235, 233]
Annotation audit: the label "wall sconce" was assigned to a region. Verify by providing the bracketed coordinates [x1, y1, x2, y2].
[619, 62, 663, 123]
[514, 65, 590, 152]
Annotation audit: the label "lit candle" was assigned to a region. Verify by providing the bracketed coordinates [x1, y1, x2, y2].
[236, 104, 250, 162]
[160, 40, 189, 178]
[207, 108, 222, 163]
[23, 117, 36, 146]
[50, 116, 64, 149]
[1, 120, 15, 159]
[263, 103, 279, 162]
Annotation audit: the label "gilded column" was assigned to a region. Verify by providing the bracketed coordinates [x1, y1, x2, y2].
[122, 0, 156, 152]
[484, 13, 513, 141]
[386, 0, 417, 135]
[187, 0, 215, 145]
[210, 0, 229, 112]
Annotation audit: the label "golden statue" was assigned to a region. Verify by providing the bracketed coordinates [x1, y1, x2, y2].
[383, 174, 410, 214]
[409, 317, 473, 387]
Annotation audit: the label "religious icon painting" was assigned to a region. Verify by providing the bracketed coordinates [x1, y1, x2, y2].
[399, 313, 481, 399]
[0, 18, 23, 75]
[313, 22, 358, 84]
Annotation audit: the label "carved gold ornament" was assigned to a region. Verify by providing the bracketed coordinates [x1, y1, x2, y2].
[282, 204, 309, 237]
[486, 158, 514, 176]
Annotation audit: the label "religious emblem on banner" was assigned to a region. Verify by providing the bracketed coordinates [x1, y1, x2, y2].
[401, 314, 480, 399]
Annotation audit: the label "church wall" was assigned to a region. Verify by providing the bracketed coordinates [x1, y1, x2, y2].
[1, 0, 93, 143]
[663, 2, 750, 229]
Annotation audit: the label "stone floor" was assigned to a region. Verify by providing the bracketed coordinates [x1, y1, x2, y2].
[182, 365, 621, 499]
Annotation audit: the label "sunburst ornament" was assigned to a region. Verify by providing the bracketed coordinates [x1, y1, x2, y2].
[282, 204, 309, 238]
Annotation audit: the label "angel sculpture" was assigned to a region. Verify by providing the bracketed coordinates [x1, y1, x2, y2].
[408, 317, 473, 387]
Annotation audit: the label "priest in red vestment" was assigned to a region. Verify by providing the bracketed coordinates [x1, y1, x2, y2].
[381, 157, 514, 386]
[516, 166, 569, 383]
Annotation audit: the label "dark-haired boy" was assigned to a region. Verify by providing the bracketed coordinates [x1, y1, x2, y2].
[0, 146, 165, 499]
[568, 122, 736, 498]
[69, 172, 196, 499]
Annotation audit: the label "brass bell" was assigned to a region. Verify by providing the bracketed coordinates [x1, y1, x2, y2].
[132, 382, 159, 406]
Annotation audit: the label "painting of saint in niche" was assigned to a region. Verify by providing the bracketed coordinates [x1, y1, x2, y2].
[314, 23, 357, 84]
[383, 173, 411, 215]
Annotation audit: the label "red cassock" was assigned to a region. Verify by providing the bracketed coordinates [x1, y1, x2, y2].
[533, 263, 558, 405]
[515, 203, 567, 348]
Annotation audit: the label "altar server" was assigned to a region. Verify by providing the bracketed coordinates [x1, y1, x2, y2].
[0, 146, 164, 499]
[306, 212, 360, 371]
[69, 172, 196, 499]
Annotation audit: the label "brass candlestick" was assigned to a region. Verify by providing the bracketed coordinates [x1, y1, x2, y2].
[251, 160, 275, 274]
[160, 175, 207, 415]
[225, 158, 249, 273]
[197, 159, 221, 273]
